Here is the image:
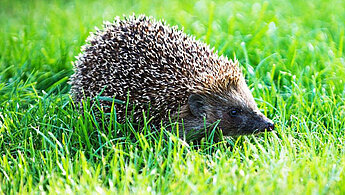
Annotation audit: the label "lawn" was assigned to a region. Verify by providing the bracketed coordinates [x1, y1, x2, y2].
[1, 0, 345, 194]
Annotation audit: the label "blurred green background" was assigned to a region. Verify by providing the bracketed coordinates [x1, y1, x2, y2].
[1, 0, 344, 94]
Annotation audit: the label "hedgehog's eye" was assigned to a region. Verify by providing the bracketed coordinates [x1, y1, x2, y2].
[229, 109, 240, 116]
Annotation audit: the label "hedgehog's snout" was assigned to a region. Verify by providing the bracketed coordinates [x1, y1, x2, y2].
[266, 120, 274, 131]
[257, 112, 274, 132]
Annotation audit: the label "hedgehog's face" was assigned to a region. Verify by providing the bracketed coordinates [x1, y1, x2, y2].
[187, 90, 274, 136]
[213, 104, 274, 136]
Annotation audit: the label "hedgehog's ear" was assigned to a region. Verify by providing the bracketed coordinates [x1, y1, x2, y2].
[188, 94, 207, 118]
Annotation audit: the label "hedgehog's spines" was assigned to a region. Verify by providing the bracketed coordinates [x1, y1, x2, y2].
[70, 14, 244, 123]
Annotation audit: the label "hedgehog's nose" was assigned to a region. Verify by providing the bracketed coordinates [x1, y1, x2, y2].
[267, 121, 274, 131]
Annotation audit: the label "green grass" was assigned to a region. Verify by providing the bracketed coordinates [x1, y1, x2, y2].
[1, 0, 345, 194]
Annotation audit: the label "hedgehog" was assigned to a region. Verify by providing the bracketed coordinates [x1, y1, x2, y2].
[70, 15, 274, 140]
